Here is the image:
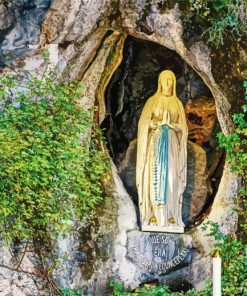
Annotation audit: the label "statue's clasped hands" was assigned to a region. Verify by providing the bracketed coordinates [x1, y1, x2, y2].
[163, 109, 180, 131]
[150, 109, 179, 131]
[150, 110, 170, 129]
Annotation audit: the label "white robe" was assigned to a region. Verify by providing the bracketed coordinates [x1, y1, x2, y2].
[136, 73, 188, 228]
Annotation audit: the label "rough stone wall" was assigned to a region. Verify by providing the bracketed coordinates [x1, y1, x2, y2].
[0, 0, 51, 55]
[0, 0, 243, 295]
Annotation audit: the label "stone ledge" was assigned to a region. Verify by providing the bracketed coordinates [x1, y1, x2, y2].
[142, 225, 184, 233]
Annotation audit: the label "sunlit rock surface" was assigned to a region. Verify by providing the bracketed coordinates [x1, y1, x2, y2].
[0, 0, 242, 295]
[185, 97, 217, 146]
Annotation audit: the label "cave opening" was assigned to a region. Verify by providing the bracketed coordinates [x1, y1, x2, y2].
[100, 35, 224, 229]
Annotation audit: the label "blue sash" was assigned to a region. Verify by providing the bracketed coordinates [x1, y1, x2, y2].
[153, 125, 169, 205]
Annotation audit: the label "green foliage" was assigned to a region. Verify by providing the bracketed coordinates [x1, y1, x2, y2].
[142, 0, 246, 46]
[0, 70, 109, 244]
[181, 0, 247, 46]
[238, 186, 247, 236]
[200, 80, 247, 295]
[110, 218, 247, 296]
[61, 288, 84, 296]
[109, 279, 212, 295]
[109, 280, 127, 296]
[217, 81, 247, 239]
[202, 221, 247, 295]
[204, 1, 246, 46]
[40, 48, 50, 61]
[187, 0, 242, 18]
[217, 80, 247, 175]
[187, 0, 211, 17]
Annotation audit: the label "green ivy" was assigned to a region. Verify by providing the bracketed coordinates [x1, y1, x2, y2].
[61, 288, 84, 296]
[196, 81, 247, 295]
[217, 80, 247, 175]
[217, 80, 247, 241]
[178, 0, 246, 46]
[109, 279, 212, 296]
[141, 0, 246, 46]
[0, 70, 109, 244]
[201, 221, 247, 295]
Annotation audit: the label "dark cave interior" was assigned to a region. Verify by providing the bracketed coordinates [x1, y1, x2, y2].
[101, 35, 224, 228]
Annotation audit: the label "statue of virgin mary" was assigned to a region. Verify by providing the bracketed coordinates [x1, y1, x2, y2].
[136, 70, 188, 233]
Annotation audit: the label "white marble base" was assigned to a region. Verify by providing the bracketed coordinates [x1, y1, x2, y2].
[141, 225, 184, 233]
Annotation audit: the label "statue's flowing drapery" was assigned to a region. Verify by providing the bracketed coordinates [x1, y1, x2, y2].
[136, 71, 188, 228]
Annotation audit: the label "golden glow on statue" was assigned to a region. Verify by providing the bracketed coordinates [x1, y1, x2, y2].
[136, 70, 188, 233]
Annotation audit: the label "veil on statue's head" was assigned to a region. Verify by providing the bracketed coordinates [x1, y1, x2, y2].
[155, 70, 177, 98]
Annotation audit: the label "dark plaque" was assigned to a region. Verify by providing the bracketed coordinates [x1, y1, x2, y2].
[127, 231, 192, 274]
